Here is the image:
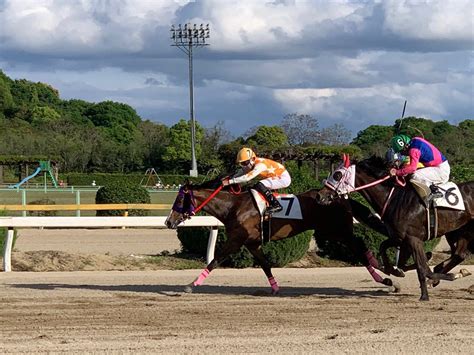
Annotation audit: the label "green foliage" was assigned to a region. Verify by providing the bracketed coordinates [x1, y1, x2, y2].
[95, 182, 150, 216]
[177, 226, 312, 268]
[31, 106, 61, 125]
[245, 125, 288, 151]
[285, 160, 323, 193]
[352, 125, 394, 156]
[162, 119, 205, 172]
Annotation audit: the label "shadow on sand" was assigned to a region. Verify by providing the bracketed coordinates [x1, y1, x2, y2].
[9, 282, 407, 299]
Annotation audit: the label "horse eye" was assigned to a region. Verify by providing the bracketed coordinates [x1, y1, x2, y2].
[333, 171, 343, 181]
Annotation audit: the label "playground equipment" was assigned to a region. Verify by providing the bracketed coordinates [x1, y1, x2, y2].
[9, 160, 58, 189]
[140, 168, 163, 188]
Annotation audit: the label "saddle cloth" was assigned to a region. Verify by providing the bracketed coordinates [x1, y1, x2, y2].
[250, 190, 303, 219]
[432, 182, 465, 211]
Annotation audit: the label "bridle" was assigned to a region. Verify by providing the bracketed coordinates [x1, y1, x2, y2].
[324, 159, 405, 219]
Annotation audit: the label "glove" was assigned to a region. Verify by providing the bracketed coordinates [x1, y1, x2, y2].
[222, 177, 231, 186]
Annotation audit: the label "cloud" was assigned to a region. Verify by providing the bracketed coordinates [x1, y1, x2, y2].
[0, 0, 472, 137]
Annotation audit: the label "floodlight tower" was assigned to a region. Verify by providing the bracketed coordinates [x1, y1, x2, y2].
[170, 23, 210, 177]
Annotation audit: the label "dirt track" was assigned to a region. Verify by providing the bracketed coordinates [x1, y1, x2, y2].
[1, 266, 473, 354]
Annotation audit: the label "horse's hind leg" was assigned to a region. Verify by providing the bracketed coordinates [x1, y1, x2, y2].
[432, 225, 473, 286]
[246, 242, 280, 295]
[184, 236, 245, 293]
[379, 239, 405, 277]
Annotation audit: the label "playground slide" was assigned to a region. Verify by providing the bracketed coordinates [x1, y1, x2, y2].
[9, 167, 42, 189]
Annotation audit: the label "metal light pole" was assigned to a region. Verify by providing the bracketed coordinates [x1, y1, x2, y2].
[170, 23, 210, 177]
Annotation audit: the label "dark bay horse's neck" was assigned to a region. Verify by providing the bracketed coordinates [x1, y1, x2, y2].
[355, 172, 393, 215]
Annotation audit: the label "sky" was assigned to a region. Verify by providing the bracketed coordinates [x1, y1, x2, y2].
[0, 0, 472, 138]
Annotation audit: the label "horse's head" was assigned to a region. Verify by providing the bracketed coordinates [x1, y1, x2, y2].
[316, 154, 356, 205]
[316, 155, 393, 205]
[165, 184, 196, 229]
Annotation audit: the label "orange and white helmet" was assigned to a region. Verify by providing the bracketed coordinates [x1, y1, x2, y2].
[236, 147, 256, 164]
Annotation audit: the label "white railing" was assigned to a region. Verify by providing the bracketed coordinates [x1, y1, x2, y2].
[0, 216, 224, 272]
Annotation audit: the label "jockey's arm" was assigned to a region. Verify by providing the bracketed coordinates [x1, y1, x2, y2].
[396, 148, 421, 176]
[229, 162, 266, 184]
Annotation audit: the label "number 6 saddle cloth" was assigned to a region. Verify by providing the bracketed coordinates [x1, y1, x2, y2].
[250, 190, 303, 219]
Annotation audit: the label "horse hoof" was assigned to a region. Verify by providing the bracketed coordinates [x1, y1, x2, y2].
[419, 296, 429, 302]
[390, 280, 401, 293]
[391, 268, 405, 278]
[184, 285, 194, 293]
[432, 280, 440, 288]
[271, 290, 280, 296]
[425, 252, 432, 261]
[460, 269, 472, 278]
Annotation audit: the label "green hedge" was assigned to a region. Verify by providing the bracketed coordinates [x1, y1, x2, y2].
[95, 182, 151, 216]
[177, 227, 312, 268]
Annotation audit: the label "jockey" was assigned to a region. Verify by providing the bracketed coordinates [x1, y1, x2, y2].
[222, 147, 291, 214]
[388, 134, 450, 201]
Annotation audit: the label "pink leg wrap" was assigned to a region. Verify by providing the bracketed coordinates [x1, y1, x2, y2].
[365, 250, 379, 268]
[193, 268, 210, 286]
[366, 265, 383, 283]
[268, 276, 279, 293]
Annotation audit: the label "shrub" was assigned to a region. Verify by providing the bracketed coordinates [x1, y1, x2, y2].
[177, 226, 312, 268]
[95, 181, 150, 216]
[28, 198, 57, 216]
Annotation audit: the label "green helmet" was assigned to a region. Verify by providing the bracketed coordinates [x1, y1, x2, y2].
[391, 134, 411, 153]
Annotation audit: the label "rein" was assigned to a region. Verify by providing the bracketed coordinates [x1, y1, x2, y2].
[352, 175, 391, 192]
[193, 185, 224, 213]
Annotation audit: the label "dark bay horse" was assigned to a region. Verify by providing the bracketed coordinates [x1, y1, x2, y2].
[316, 155, 473, 301]
[165, 178, 399, 295]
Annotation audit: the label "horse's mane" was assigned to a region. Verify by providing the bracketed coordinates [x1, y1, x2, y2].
[357, 155, 390, 178]
[188, 176, 244, 192]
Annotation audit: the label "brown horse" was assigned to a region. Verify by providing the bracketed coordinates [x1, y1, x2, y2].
[316, 155, 474, 301]
[165, 177, 399, 295]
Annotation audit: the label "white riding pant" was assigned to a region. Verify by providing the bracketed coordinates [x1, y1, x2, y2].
[411, 161, 450, 186]
[260, 170, 291, 190]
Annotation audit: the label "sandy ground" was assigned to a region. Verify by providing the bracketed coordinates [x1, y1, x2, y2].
[1, 229, 473, 353]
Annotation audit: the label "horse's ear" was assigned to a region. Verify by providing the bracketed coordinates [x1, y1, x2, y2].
[344, 154, 351, 168]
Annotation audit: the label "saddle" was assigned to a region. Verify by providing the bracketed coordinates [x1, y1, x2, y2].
[249, 189, 303, 243]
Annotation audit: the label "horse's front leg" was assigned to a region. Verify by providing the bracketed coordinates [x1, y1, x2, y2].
[406, 236, 430, 301]
[184, 236, 245, 293]
[246, 242, 280, 295]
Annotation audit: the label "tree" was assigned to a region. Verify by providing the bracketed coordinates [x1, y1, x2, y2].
[162, 119, 205, 173]
[320, 123, 351, 145]
[280, 113, 320, 146]
[245, 125, 288, 152]
[352, 125, 394, 156]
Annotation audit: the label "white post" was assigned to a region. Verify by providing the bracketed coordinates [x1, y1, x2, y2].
[2, 228, 14, 272]
[206, 228, 218, 265]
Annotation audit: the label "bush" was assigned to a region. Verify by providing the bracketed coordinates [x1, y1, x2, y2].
[28, 198, 57, 216]
[177, 226, 313, 268]
[95, 182, 150, 216]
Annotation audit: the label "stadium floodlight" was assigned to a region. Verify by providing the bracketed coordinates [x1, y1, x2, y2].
[170, 23, 210, 177]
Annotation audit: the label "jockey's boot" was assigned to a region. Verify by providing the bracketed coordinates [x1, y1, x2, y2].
[429, 184, 444, 199]
[254, 182, 283, 215]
